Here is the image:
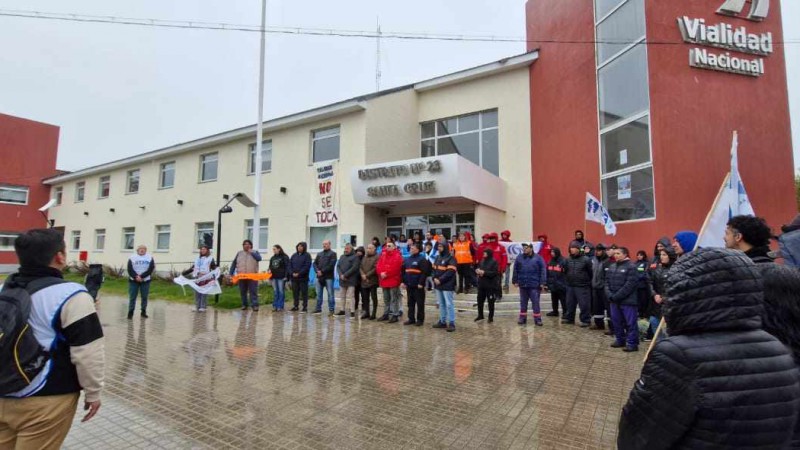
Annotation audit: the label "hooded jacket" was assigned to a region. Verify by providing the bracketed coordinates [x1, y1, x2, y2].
[433, 245, 458, 291]
[376, 247, 403, 288]
[476, 251, 499, 292]
[617, 248, 800, 450]
[605, 258, 639, 306]
[512, 250, 547, 289]
[359, 252, 379, 288]
[591, 252, 611, 290]
[546, 247, 568, 293]
[647, 247, 676, 319]
[289, 242, 312, 280]
[744, 245, 775, 264]
[537, 234, 553, 266]
[564, 244, 593, 288]
[337, 249, 361, 287]
[487, 233, 509, 272]
[650, 237, 671, 269]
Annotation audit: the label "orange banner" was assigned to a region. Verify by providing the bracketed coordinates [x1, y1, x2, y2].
[231, 272, 272, 284]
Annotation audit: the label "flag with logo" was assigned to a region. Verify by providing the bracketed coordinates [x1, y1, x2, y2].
[695, 132, 755, 249]
[173, 268, 222, 295]
[585, 193, 617, 236]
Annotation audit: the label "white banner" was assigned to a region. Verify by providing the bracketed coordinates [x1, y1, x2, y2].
[500, 241, 542, 263]
[696, 132, 755, 249]
[308, 161, 339, 227]
[174, 268, 222, 295]
[585, 192, 618, 236]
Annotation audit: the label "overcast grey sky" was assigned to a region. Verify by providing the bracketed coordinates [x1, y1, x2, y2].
[0, 0, 798, 172]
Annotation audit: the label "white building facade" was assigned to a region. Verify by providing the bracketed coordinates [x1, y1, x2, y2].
[45, 52, 537, 270]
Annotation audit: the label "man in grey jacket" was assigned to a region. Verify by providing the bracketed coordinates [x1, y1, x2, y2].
[230, 240, 262, 311]
[336, 243, 360, 317]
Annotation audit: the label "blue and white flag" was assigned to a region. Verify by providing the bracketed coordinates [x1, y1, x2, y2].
[585, 193, 617, 236]
[695, 132, 755, 249]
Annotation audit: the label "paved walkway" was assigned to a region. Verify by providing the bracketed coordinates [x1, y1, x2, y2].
[63, 296, 644, 449]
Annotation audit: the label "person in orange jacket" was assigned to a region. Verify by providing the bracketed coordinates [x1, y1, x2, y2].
[453, 231, 477, 294]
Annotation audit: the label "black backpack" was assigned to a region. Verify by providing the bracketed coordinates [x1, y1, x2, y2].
[0, 277, 64, 395]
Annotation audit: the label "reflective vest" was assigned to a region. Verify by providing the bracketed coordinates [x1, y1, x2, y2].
[453, 241, 474, 264]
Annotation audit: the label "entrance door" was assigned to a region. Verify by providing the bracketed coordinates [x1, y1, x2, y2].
[429, 226, 453, 241]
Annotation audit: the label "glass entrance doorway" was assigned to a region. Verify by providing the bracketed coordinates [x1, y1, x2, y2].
[385, 213, 474, 241]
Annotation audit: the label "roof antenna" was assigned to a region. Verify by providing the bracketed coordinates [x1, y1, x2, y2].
[375, 16, 382, 92]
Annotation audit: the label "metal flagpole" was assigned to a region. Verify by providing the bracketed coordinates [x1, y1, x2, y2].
[252, 0, 267, 252]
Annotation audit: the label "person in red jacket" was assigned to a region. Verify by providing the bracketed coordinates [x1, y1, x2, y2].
[477, 234, 491, 262]
[537, 234, 553, 266]
[376, 241, 404, 323]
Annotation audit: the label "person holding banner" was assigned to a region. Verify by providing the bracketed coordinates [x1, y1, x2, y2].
[724, 215, 775, 264]
[230, 240, 262, 311]
[191, 245, 216, 312]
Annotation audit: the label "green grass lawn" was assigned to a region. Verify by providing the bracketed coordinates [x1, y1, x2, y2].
[62, 273, 316, 310]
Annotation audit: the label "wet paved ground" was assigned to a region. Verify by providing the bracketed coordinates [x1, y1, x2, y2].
[63, 295, 644, 449]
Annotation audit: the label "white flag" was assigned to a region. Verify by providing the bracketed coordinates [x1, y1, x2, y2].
[174, 268, 222, 295]
[585, 193, 617, 236]
[695, 132, 755, 249]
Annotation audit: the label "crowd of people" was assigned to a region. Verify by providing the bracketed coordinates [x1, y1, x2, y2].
[4, 211, 800, 448]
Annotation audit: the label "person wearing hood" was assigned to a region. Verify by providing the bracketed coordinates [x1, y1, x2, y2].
[513, 242, 547, 326]
[564, 240, 594, 326]
[336, 243, 360, 317]
[289, 242, 312, 312]
[590, 244, 612, 330]
[432, 241, 458, 332]
[498, 230, 513, 292]
[777, 214, 800, 268]
[724, 215, 775, 264]
[423, 241, 438, 291]
[647, 246, 676, 340]
[617, 248, 800, 449]
[359, 244, 379, 319]
[546, 247, 568, 317]
[761, 264, 800, 447]
[453, 231, 477, 294]
[672, 231, 698, 258]
[376, 241, 403, 323]
[634, 250, 650, 318]
[649, 237, 671, 270]
[402, 242, 431, 326]
[475, 248, 500, 322]
[537, 234, 552, 266]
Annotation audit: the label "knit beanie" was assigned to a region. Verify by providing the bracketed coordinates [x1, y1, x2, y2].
[674, 231, 699, 253]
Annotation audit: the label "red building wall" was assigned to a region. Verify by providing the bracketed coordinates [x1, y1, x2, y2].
[0, 113, 60, 264]
[527, 0, 796, 253]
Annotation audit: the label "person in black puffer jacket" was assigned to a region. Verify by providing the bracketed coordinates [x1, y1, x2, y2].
[646, 246, 676, 340]
[563, 241, 593, 326]
[761, 264, 800, 448]
[545, 247, 567, 317]
[618, 248, 800, 450]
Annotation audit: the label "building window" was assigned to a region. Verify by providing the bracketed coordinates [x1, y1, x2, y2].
[98, 176, 111, 199]
[127, 169, 140, 194]
[311, 126, 340, 163]
[195, 222, 214, 249]
[94, 229, 106, 251]
[75, 182, 85, 203]
[419, 109, 499, 175]
[0, 185, 29, 205]
[199, 153, 218, 182]
[595, 0, 654, 222]
[71, 231, 81, 251]
[0, 234, 19, 251]
[160, 161, 175, 189]
[244, 219, 269, 251]
[155, 225, 171, 251]
[122, 227, 135, 251]
[309, 226, 337, 251]
[248, 140, 272, 174]
[53, 187, 63, 206]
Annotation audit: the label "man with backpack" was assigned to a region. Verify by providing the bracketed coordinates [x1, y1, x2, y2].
[0, 229, 105, 449]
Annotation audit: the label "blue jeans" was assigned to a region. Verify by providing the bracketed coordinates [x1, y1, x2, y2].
[436, 289, 455, 324]
[316, 278, 335, 312]
[238, 280, 259, 308]
[128, 280, 150, 313]
[272, 279, 286, 310]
